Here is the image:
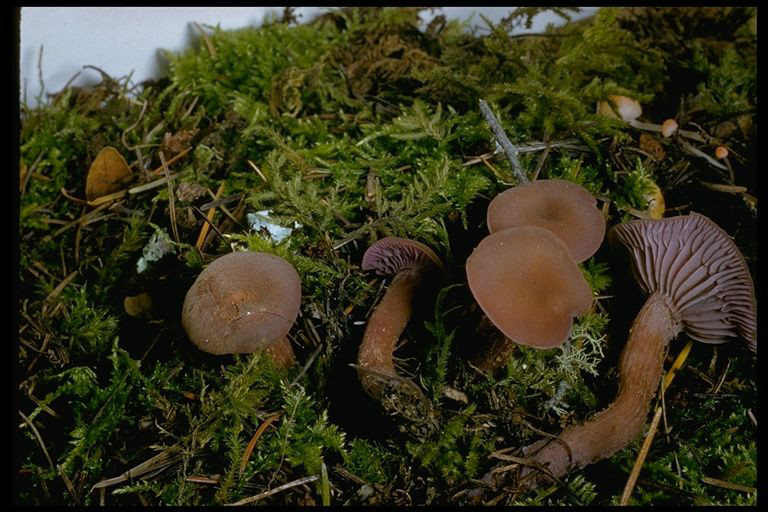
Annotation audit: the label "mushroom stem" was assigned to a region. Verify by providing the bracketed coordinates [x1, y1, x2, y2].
[627, 119, 706, 143]
[472, 333, 516, 373]
[522, 292, 681, 484]
[264, 336, 297, 368]
[357, 267, 424, 398]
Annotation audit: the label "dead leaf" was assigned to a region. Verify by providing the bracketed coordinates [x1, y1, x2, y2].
[86, 146, 132, 201]
[638, 133, 666, 161]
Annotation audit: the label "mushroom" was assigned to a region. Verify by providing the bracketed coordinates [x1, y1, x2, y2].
[715, 145, 729, 159]
[520, 212, 756, 485]
[486, 179, 606, 263]
[661, 118, 679, 138]
[182, 251, 302, 367]
[596, 95, 643, 123]
[357, 237, 444, 399]
[466, 226, 593, 371]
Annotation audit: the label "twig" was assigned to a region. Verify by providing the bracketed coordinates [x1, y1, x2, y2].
[478, 99, 528, 184]
[620, 340, 694, 505]
[320, 462, 331, 506]
[159, 151, 179, 243]
[700, 181, 747, 194]
[747, 409, 756, 427]
[195, 182, 226, 250]
[290, 343, 324, 387]
[620, 407, 663, 506]
[193, 22, 217, 58]
[701, 476, 756, 494]
[226, 475, 320, 506]
[18, 411, 54, 469]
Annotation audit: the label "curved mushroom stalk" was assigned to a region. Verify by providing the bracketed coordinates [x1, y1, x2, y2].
[357, 238, 444, 403]
[520, 213, 756, 486]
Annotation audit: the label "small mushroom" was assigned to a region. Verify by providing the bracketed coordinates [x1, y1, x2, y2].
[182, 251, 301, 367]
[466, 226, 593, 370]
[520, 213, 756, 485]
[596, 95, 643, 122]
[486, 179, 606, 263]
[357, 237, 444, 399]
[661, 118, 679, 138]
[715, 145, 729, 159]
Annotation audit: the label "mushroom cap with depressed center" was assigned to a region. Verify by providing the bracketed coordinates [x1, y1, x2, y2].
[486, 179, 606, 263]
[610, 212, 756, 351]
[362, 237, 444, 276]
[182, 251, 302, 355]
[466, 226, 593, 349]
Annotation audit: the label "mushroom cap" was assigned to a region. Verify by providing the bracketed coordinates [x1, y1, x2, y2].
[596, 95, 643, 122]
[661, 119, 679, 138]
[610, 212, 756, 351]
[466, 226, 593, 349]
[486, 179, 606, 263]
[182, 251, 302, 355]
[362, 237, 444, 276]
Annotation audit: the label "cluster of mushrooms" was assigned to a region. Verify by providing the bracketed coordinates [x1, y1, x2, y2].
[180, 173, 756, 489]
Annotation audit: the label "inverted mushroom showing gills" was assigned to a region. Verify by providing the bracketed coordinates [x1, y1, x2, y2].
[486, 179, 606, 262]
[521, 212, 756, 485]
[466, 226, 593, 370]
[182, 251, 302, 367]
[357, 237, 444, 399]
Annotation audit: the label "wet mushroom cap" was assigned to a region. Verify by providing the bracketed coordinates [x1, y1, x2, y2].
[466, 226, 593, 349]
[362, 237, 444, 276]
[596, 95, 643, 122]
[486, 179, 606, 263]
[182, 251, 302, 355]
[610, 212, 756, 351]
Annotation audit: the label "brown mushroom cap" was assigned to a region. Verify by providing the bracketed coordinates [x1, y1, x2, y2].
[182, 251, 302, 355]
[610, 212, 756, 351]
[362, 237, 444, 276]
[486, 179, 606, 263]
[466, 226, 593, 349]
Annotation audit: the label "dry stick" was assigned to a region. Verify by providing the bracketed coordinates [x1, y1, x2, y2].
[226, 475, 320, 506]
[18, 410, 54, 469]
[195, 182, 226, 250]
[478, 99, 528, 184]
[159, 151, 180, 243]
[619, 339, 694, 506]
[701, 477, 756, 494]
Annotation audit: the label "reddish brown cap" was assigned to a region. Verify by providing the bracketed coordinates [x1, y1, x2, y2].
[362, 237, 444, 276]
[182, 251, 301, 355]
[486, 179, 606, 263]
[610, 213, 756, 352]
[466, 226, 593, 349]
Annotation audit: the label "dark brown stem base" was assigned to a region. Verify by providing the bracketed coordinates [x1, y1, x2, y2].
[521, 292, 681, 485]
[357, 268, 423, 398]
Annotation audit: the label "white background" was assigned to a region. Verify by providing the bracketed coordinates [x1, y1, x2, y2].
[19, 7, 597, 107]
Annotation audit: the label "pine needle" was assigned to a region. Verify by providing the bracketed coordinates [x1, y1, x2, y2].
[239, 413, 281, 478]
[620, 339, 694, 505]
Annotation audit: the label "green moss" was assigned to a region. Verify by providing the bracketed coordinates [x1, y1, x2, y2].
[18, 6, 756, 506]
